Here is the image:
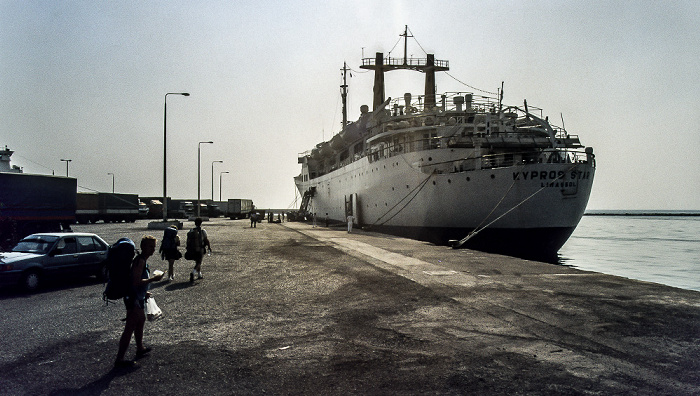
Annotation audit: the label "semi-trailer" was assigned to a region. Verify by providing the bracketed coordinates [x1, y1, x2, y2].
[0, 172, 77, 250]
[75, 192, 139, 223]
[228, 199, 253, 219]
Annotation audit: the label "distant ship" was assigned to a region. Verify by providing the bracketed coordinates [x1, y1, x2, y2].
[294, 27, 595, 258]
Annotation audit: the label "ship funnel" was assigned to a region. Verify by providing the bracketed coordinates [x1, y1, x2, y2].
[453, 95, 464, 112]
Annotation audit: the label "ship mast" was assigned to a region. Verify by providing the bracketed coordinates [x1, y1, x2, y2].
[341, 62, 349, 130]
[401, 25, 413, 65]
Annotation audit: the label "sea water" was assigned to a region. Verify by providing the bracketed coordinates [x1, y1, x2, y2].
[558, 213, 700, 292]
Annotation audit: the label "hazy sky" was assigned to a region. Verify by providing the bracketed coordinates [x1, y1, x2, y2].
[2, 1, 699, 210]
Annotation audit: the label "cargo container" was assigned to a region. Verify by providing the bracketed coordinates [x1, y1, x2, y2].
[227, 199, 253, 219]
[0, 172, 76, 250]
[75, 192, 139, 223]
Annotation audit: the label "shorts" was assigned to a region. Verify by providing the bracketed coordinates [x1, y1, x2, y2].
[163, 248, 182, 261]
[124, 294, 145, 310]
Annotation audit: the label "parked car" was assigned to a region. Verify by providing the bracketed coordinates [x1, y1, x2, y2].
[0, 232, 109, 292]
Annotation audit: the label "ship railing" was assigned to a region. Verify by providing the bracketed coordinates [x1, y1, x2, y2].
[365, 127, 590, 166]
[362, 56, 449, 69]
[421, 149, 592, 174]
[385, 92, 549, 121]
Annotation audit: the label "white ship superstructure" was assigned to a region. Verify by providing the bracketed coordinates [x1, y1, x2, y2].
[295, 28, 595, 257]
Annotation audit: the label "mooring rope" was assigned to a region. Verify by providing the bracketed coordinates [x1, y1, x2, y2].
[451, 162, 581, 249]
[366, 170, 435, 229]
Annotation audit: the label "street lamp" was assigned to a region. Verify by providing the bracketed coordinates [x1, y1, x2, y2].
[219, 171, 229, 201]
[211, 160, 223, 200]
[163, 92, 190, 221]
[108, 172, 115, 193]
[197, 141, 213, 216]
[60, 159, 71, 177]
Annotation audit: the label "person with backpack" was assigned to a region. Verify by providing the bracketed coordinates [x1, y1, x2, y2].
[115, 235, 164, 368]
[159, 225, 181, 281]
[185, 217, 211, 283]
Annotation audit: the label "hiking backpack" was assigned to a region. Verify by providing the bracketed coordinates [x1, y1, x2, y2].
[102, 237, 136, 302]
[161, 226, 178, 250]
[186, 227, 201, 252]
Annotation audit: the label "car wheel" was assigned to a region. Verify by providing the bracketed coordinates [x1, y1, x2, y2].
[22, 270, 41, 292]
[97, 263, 109, 282]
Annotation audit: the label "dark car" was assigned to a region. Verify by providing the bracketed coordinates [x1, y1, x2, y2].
[0, 232, 109, 292]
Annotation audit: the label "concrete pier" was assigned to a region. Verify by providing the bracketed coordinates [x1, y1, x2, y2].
[1, 218, 698, 395]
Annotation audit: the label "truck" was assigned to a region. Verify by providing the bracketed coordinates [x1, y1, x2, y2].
[0, 172, 77, 250]
[166, 199, 195, 219]
[138, 200, 149, 218]
[228, 199, 253, 219]
[146, 199, 163, 219]
[207, 201, 228, 218]
[75, 192, 139, 223]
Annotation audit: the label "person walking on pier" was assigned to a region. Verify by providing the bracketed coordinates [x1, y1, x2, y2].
[115, 235, 164, 368]
[185, 217, 210, 283]
[347, 214, 354, 233]
[159, 225, 181, 281]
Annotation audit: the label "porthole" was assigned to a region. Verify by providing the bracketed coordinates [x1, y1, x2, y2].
[432, 181, 436, 185]
[491, 174, 495, 179]
[428, 157, 433, 161]
[448, 179, 452, 184]
[466, 177, 470, 181]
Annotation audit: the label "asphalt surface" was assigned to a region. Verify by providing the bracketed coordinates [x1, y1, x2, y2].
[1, 218, 699, 395]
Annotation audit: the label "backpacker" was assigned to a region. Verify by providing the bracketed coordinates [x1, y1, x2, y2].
[103, 238, 136, 302]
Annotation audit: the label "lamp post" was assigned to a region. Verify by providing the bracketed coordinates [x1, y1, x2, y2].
[108, 172, 115, 193]
[163, 92, 190, 222]
[219, 171, 229, 201]
[60, 159, 71, 177]
[211, 160, 223, 200]
[197, 141, 213, 217]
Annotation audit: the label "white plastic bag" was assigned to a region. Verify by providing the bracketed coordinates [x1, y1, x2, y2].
[146, 297, 163, 321]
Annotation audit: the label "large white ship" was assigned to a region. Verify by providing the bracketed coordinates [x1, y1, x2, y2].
[295, 28, 595, 258]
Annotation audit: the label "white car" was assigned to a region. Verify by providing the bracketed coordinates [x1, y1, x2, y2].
[0, 232, 109, 292]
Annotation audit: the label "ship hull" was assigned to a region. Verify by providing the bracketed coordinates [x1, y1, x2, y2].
[365, 224, 576, 260]
[296, 149, 594, 257]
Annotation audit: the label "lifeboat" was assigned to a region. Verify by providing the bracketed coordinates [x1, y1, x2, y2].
[319, 142, 333, 157]
[330, 133, 345, 150]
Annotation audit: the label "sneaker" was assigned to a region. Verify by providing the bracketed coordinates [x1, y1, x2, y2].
[197, 272, 203, 279]
[135, 347, 152, 357]
[114, 359, 136, 368]
[168, 275, 174, 281]
[189, 272, 195, 283]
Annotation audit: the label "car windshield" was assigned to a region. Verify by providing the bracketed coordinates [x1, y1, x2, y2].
[12, 236, 60, 254]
